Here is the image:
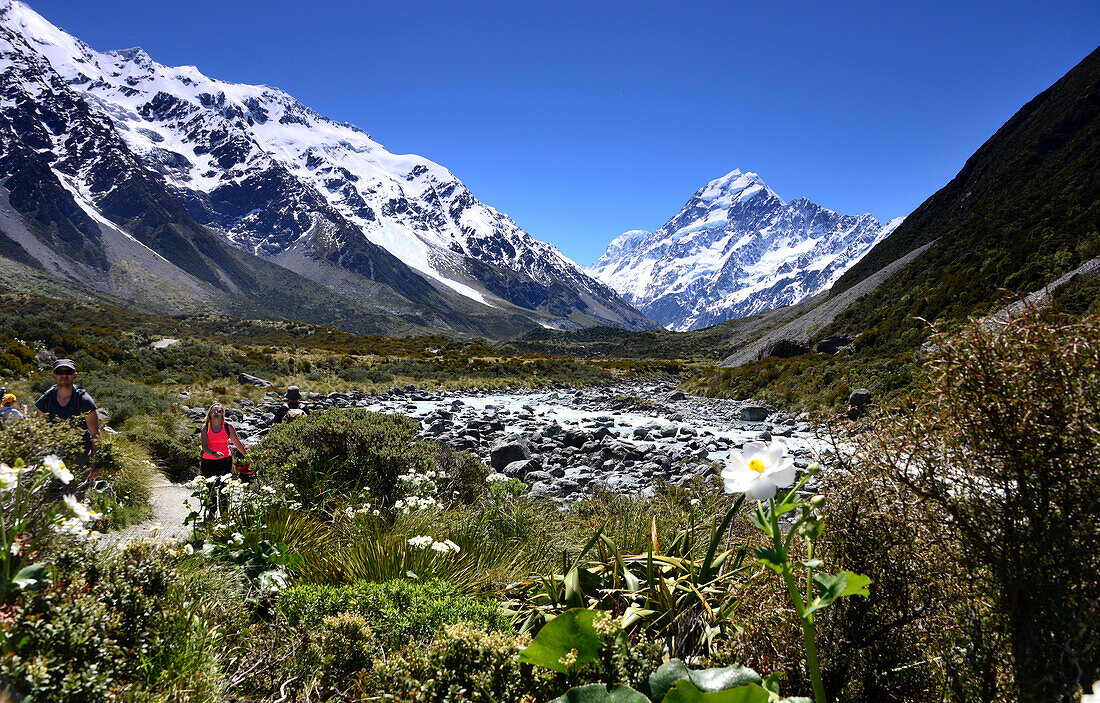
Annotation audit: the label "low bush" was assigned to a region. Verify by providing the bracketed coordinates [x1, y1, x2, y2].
[369, 620, 666, 703]
[122, 410, 197, 482]
[1, 543, 230, 702]
[79, 371, 170, 425]
[82, 435, 157, 529]
[250, 409, 435, 511]
[308, 612, 382, 692]
[278, 578, 507, 649]
[0, 418, 84, 473]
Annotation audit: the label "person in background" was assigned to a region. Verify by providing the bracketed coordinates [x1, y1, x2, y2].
[1, 392, 26, 425]
[35, 359, 99, 470]
[199, 402, 248, 522]
[273, 385, 310, 424]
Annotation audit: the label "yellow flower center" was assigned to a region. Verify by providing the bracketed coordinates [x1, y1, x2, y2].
[749, 458, 766, 474]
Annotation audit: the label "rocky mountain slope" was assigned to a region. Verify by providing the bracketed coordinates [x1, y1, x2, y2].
[591, 169, 902, 331]
[0, 0, 651, 335]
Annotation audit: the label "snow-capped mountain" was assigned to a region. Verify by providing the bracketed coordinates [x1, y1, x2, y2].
[591, 170, 903, 331]
[0, 0, 651, 333]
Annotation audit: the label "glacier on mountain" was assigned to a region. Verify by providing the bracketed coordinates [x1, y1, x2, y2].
[591, 170, 903, 331]
[0, 0, 650, 331]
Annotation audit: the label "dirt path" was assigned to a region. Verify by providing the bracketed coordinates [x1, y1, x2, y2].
[96, 476, 193, 549]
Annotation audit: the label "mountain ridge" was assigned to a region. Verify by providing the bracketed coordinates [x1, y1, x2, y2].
[0, 0, 653, 336]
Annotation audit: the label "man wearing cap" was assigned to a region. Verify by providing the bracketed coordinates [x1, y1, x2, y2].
[272, 386, 310, 424]
[35, 359, 100, 466]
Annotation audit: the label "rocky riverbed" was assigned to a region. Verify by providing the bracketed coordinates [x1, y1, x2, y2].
[179, 380, 823, 505]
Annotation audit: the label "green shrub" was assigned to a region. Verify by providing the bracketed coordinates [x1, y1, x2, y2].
[278, 578, 507, 649]
[309, 612, 382, 687]
[1, 543, 222, 702]
[79, 371, 170, 425]
[122, 410, 196, 482]
[368, 619, 666, 702]
[431, 441, 489, 504]
[0, 417, 85, 471]
[251, 409, 433, 510]
[841, 308, 1100, 702]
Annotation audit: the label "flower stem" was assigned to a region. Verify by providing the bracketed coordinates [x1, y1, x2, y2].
[770, 500, 827, 703]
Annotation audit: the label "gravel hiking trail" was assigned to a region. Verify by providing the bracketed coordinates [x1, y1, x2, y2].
[96, 475, 192, 549]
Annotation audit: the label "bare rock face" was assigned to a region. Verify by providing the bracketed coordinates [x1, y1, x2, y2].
[237, 373, 272, 387]
[849, 388, 872, 407]
[490, 438, 533, 469]
[757, 338, 812, 360]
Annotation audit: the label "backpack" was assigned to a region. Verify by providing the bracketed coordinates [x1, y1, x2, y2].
[282, 407, 306, 423]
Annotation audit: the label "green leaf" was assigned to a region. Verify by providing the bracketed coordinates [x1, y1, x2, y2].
[747, 507, 770, 533]
[549, 684, 651, 703]
[518, 608, 605, 673]
[754, 547, 786, 574]
[648, 660, 762, 702]
[661, 680, 773, 703]
[701, 496, 744, 583]
[12, 563, 48, 590]
[806, 571, 872, 615]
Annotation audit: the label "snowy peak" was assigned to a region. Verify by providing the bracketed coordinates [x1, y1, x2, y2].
[0, 0, 651, 332]
[695, 169, 781, 207]
[592, 170, 902, 331]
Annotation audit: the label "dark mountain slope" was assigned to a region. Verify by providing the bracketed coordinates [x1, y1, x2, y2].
[826, 46, 1100, 350]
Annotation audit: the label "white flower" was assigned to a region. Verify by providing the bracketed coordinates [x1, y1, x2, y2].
[407, 535, 434, 549]
[0, 463, 18, 491]
[183, 543, 195, 555]
[345, 507, 355, 517]
[486, 473, 509, 483]
[722, 440, 797, 501]
[63, 494, 94, 522]
[231, 532, 244, 545]
[430, 539, 460, 554]
[44, 455, 73, 484]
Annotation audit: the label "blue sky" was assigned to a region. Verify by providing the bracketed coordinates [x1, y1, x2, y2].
[25, 0, 1100, 265]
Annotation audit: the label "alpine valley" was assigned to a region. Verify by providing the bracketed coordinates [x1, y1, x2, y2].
[591, 169, 904, 331]
[0, 0, 654, 337]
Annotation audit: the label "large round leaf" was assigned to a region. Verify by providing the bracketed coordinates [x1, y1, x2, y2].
[550, 684, 652, 703]
[647, 660, 762, 702]
[661, 681, 773, 703]
[518, 608, 605, 673]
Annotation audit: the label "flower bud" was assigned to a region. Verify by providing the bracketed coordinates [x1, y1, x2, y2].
[806, 462, 821, 476]
[809, 494, 825, 509]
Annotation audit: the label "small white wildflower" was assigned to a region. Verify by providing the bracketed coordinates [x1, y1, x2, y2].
[345, 507, 354, 517]
[407, 535, 434, 549]
[183, 543, 194, 555]
[63, 494, 94, 522]
[0, 463, 18, 491]
[44, 455, 73, 484]
[231, 532, 244, 545]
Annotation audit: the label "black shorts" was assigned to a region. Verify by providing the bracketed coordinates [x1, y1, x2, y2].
[201, 456, 232, 477]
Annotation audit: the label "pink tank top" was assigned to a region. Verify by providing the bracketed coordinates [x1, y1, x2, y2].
[203, 423, 230, 460]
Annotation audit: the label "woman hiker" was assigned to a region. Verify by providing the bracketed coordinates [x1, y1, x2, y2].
[199, 402, 248, 523]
